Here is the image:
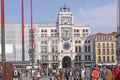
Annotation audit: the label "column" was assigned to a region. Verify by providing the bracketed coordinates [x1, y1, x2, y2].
[48, 63, 52, 68]
[82, 62, 84, 67]
[71, 61, 74, 68]
[59, 61, 62, 68]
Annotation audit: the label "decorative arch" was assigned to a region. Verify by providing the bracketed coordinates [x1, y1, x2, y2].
[62, 56, 71, 68]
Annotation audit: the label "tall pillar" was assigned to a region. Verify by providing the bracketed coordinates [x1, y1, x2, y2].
[82, 62, 85, 67]
[71, 61, 74, 68]
[48, 63, 51, 68]
[59, 61, 62, 68]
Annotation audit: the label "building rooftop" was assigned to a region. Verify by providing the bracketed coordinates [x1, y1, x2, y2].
[94, 32, 117, 36]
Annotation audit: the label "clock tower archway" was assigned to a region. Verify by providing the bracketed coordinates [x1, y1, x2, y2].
[62, 56, 71, 68]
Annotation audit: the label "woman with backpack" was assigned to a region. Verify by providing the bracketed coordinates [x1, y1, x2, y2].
[112, 66, 119, 80]
[91, 67, 98, 80]
[103, 69, 112, 80]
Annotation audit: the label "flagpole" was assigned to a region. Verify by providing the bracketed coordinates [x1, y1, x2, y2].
[1, 0, 5, 62]
[30, 0, 34, 68]
[21, 0, 25, 72]
[1, 0, 6, 79]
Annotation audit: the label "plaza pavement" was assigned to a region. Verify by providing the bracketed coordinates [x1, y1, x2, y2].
[21, 76, 103, 80]
[21, 75, 50, 80]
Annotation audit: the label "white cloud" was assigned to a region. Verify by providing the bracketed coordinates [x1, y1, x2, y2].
[75, 2, 117, 34]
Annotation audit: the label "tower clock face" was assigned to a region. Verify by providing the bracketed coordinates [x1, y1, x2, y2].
[63, 42, 71, 50]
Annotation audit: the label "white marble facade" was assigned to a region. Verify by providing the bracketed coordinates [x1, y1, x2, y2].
[34, 5, 94, 68]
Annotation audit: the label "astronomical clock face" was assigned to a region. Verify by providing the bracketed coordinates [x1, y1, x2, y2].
[63, 42, 71, 50]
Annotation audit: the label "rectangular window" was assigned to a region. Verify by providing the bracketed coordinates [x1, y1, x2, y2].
[85, 56, 87, 60]
[45, 56, 48, 61]
[79, 56, 81, 61]
[107, 49, 109, 54]
[75, 46, 77, 52]
[111, 43, 114, 48]
[51, 46, 58, 53]
[107, 43, 109, 48]
[107, 56, 109, 62]
[103, 49, 105, 55]
[85, 55, 90, 61]
[75, 56, 77, 61]
[98, 49, 100, 55]
[103, 56, 105, 62]
[79, 46, 81, 52]
[88, 55, 91, 60]
[53, 56, 55, 61]
[112, 56, 114, 62]
[88, 46, 90, 52]
[111, 49, 114, 54]
[103, 43, 105, 48]
[41, 55, 48, 61]
[98, 43, 100, 48]
[85, 46, 87, 52]
[42, 55, 44, 61]
[41, 46, 48, 53]
[52, 56, 58, 61]
[56, 56, 58, 61]
[98, 56, 101, 63]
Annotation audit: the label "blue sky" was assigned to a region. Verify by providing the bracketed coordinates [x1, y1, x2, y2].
[1, 0, 117, 34]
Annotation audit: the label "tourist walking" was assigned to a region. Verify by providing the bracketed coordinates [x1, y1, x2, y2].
[0, 67, 3, 80]
[112, 66, 119, 80]
[12, 67, 20, 80]
[103, 69, 112, 80]
[91, 67, 98, 80]
[85, 68, 90, 80]
[81, 68, 85, 80]
[73, 70, 79, 80]
[65, 69, 69, 80]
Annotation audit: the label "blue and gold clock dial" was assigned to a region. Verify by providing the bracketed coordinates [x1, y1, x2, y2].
[63, 42, 71, 50]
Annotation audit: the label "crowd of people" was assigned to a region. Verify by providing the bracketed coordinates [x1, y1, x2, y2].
[0, 64, 120, 80]
[24, 64, 120, 80]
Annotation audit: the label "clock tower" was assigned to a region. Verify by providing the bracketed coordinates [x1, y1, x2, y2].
[57, 4, 74, 26]
[57, 4, 74, 68]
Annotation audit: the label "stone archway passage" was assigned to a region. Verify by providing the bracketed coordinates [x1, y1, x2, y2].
[62, 56, 71, 68]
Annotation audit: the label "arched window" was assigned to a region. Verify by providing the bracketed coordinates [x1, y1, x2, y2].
[103, 43, 105, 48]
[88, 46, 90, 52]
[111, 49, 114, 54]
[98, 43, 100, 48]
[79, 46, 81, 52]
[75, 46, 77, 52]
[111, 43, 114, 48]
[107, 43, 109, 48]
[86, 29, 88, 32]
[85, 46, 87, 52]
[103, 49, 105, 55]
[88, 40, 90, 43]
[107, 56, 109, 62]
[112, 56, 114, 62]
[83, 29, 85, 32]
[107, 49, 109, 54]
[85, 40, 87, 43]
[103, 56, 105, 62]
[98, 56, 101, 63]
[98, 49, 101, 55]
